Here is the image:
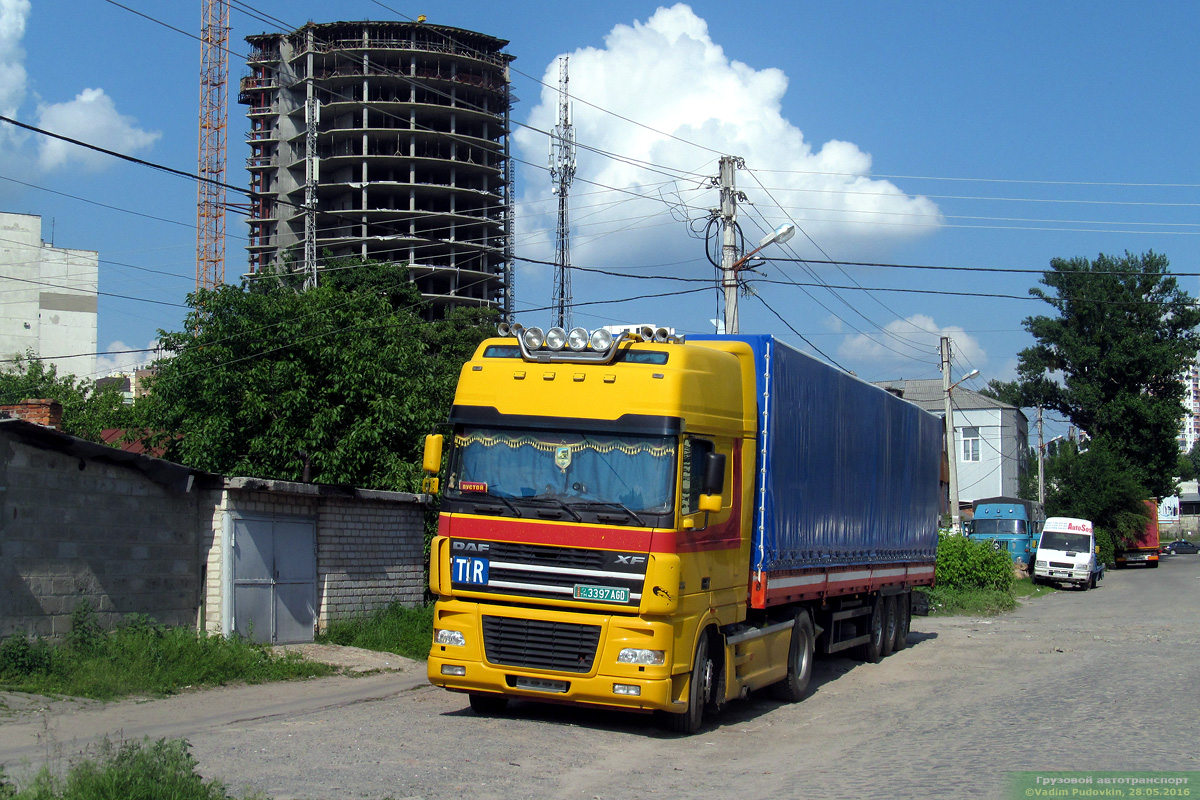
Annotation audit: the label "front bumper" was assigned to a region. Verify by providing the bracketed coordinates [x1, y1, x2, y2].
[427, 598, 682, 712]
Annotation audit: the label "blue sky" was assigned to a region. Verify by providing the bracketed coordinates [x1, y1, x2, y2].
[2, 0, 1198, 441]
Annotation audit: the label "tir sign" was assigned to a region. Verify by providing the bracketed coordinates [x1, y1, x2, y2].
[452, 556, 489, 586]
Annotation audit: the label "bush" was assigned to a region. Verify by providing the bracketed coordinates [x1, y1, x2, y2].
[318, 602, 433, 660]
[935, 531, 1015, 592]
[1094, 527, 1116, 567]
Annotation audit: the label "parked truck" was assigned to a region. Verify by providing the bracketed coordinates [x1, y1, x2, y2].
[1033, 517, 1102, 590]
[1114, 500, 1160, 568]
[969, 497, 1045, 568]
[423, 325, 942, 733]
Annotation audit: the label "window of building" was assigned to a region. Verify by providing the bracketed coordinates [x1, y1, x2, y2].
[961, 427, 981, 462]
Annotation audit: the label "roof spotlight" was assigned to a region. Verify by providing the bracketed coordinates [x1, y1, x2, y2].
[545, 327, 567, 350]
[567, 327, 589, 351]
[522, 326, 545, 349]
[589, 328, 614, 351]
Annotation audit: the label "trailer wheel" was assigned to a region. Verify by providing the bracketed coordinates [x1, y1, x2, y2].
[468, 693, 508, 715]
[881, 595, 898, 657]
[856, 598, 885, 664]
[770, 611, 814, 702]
[893, 592, 911, 651]
[666, 633, 714, 735]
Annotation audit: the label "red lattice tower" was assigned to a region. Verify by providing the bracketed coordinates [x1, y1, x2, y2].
[196, 0, 229, 290]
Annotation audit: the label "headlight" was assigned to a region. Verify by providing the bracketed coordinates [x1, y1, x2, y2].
[1035, 561, 1047, 568]
[545, 327, 567, 350]
[616, 648, 665, 665]
[434, 629, 465, 647]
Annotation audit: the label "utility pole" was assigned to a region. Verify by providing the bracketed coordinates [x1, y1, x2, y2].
[549, 56, 575, 329]
[941, 336, 962, 534]
[719, 155, 742, 334]
[1037, 405, 1045, 505]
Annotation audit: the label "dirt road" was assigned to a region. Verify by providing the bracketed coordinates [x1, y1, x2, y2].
[3, 557, 1198, 799]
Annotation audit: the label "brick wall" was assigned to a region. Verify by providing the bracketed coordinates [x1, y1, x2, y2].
[0, 433, 201, 638]
[0, 399, 63, 429]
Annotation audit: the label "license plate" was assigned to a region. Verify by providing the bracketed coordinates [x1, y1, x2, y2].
[1051, 571, 1068, 577]
[514, 676, 569, 693]
[452, 556, 489, 585]
[573, 584, 629, 603]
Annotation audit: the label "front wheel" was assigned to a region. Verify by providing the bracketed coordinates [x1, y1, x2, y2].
[665, 633, 715, 735]
[770, 612, 815, 702]
[468, 692, 508, 715]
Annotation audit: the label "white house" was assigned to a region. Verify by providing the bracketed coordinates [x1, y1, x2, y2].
[873, 379, 1029, 504]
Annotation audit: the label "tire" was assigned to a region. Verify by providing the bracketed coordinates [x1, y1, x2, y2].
[770, 611, 815, 702]
[856, 598, 885, 664]
[468, 692, 508, 715]
[665, 633, 715, 735]
[893, 592, 911, 651]
[881, 595, 898, 657]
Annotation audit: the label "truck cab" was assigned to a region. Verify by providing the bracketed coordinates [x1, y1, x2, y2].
[1033, 517, 1102, 590]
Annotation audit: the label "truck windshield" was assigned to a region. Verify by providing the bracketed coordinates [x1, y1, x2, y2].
[973, 519, 1026, 535]
[446, 427, 676, 515]
[1039, 531, 1091, 552]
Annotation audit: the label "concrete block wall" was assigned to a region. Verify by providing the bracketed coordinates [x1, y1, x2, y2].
[315, 496, 426, 630]
[0, 436, 201, 639]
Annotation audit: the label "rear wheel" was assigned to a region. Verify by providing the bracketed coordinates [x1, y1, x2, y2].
[770, 612, 815, 702]
[468, 693, 508, 715]
[881, 595, 898, 657]
[666, 633, 715, 735]
[892, 592, 911, 651]
[856, 598, 885, 663]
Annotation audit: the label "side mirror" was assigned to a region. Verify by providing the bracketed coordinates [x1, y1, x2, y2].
[702, 451, 726, 496]
[698, 493, 722, 514]
[423, 434, 444, 474]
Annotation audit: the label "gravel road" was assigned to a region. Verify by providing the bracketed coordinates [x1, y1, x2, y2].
[3, 556, 1198, 800]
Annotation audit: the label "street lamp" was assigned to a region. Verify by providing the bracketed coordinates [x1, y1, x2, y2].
[943, 365, 979, 535]
[723, 223, 797, 335]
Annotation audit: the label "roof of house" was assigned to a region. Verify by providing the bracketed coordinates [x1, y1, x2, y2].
[871, 379, 1021, 416]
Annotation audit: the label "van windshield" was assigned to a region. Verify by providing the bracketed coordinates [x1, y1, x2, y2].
[1040, 531, 1091, 552]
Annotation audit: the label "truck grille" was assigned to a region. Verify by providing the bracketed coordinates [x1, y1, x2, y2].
[450, 539, 647, 606]
[481, 616, 601, 673]
[1049, 561, 1074, 569]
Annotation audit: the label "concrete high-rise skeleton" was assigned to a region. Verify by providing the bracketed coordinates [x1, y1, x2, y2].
[238, 20, 515, 316]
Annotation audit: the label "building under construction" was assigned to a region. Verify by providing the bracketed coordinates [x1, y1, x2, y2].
[239, 20, 514, 316]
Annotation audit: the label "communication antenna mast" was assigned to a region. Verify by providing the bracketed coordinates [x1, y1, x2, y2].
[196, 0, 229, 291]
[549, 56, 575, 329]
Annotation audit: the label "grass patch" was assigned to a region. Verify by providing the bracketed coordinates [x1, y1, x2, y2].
[0, 737, 254, 800]
[917, 585, 1018, 617]
[1011, 577, 1056, 600]
[316, 602, 433, 660]
[0, 604, 336, 700]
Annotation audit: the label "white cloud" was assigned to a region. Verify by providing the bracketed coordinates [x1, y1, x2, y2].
[95, 339, 158, 378]
[838, 313, 985, 369]
[514, 4, 942, 273]
[0, 0, 30, 143]
[36, 88, 161, 172]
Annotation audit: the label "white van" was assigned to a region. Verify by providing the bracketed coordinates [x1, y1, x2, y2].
[1033, 517, 1103, 590]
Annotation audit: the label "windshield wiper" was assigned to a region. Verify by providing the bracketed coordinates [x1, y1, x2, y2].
[466, 491, 522, 518]
[568, 501, 647, 527]
[520, 496, 583, 522]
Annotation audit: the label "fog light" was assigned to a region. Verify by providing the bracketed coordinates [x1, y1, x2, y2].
[613, 683, 641, 696]
[441, 664, 466, 676]
[617, 648, 665, 665]
[435, 629, 465, 647]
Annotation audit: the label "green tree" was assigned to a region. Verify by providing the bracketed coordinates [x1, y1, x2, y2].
[1015, 251, 1200, 499]
[1041, 436, 1150, 554]
[0, 353, 134, 441]
[139, 263, 494, 491]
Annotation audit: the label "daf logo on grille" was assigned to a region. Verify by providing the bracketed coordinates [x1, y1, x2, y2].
[452, 541, 491, 553]
[616, 555, 646, 565]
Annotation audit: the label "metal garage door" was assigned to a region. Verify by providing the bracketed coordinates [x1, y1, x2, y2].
[232, 515, 316, 644]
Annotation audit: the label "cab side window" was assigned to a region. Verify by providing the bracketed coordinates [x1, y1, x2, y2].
[680, 437, 715, 516]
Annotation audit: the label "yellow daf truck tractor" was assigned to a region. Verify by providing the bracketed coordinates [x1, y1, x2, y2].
[423, 324, 942, 733]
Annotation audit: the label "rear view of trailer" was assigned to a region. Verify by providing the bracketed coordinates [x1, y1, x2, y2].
[739, 336, 942, 607]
